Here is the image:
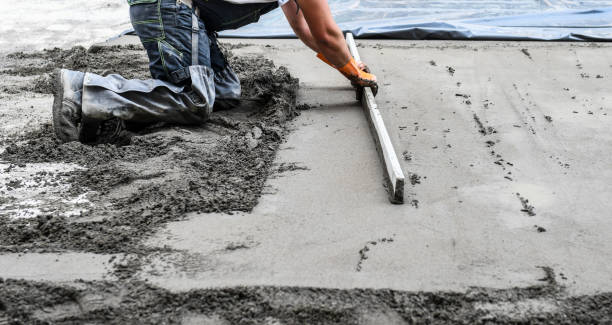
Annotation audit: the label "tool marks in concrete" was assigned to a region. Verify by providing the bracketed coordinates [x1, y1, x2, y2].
[516, 193, 536, 217]
[451, 70, 544, 228]
[453, 87, 517, 184]
[472, 113, 497, 136]
[358, 41, 612, 292]
[446, 66, 456, 76]
[520, 48, 533, 60]
[355, 236, 395, 272]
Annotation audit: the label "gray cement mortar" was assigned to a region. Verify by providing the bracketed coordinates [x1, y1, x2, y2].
[1, 39, 612, 323]
[0, 44, 300, 254]
[1, 276, 611, 324]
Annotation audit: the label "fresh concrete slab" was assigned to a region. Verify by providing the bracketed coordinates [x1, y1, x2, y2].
[143, 39, 612, 294]
[0, 253, 120, 281]
[1, 35, 610, 296]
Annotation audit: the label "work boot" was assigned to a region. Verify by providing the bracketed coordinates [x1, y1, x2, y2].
[52, 69, 85, 142]
[209, 33, 241, 111]
[213, 66, 242, 111]
[68, 116, 131, 145]
[79, 116, 131, 145]
[53, 69, 129, 145]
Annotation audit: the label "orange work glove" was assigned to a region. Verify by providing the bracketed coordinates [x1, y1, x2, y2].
[316, 53, 378, 96]
[316, 53, 370, 71]
[338, 58, 378, 88]
[356, 61, 370, 73]
[316, 52, 335, 68]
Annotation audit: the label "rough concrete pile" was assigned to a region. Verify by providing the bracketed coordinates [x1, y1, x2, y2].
[0, 45, 300, 254]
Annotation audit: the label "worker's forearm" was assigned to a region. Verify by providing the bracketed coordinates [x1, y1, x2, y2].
[313, 31, 350, 68]
[295, 28, 320, 53]
[296, 0, 351, 68]
[281, 2, 320, 53]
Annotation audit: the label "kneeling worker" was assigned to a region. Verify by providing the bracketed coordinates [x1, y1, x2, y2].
[53, 0, 378, 143]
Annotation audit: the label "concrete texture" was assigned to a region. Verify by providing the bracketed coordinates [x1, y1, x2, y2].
[139, 39, 612, 295]
[0, 0, 130, 53]
[0, 35, 610, 297]
[0, 253, 119, 281]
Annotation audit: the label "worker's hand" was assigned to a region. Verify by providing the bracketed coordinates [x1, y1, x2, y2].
[317, 54, 378, 96]
[317, 53, 372, 76]
[339, 58, 378, 95]
[356, 61, 370, 73]
[351, 60, 377, 97]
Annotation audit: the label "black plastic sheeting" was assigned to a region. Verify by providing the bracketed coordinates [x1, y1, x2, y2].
[122, 1, 612, 41]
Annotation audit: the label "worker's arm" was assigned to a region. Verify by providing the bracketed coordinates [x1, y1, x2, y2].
[281, 0, 377, 88]
[286, 0, 348, 67]
[282, 1, 320, 53]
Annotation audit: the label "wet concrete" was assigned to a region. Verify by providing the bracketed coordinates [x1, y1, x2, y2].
[1, 36, 611, 322]
[0, 45, 299, 254]
[142, 39, 612, 295]
[0, 0, 130, 53]
[4, 277, 609, 324]
[0, 253, 119, 282]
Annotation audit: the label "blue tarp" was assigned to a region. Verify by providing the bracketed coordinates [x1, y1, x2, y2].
[219, 1, 612, 41]
[122, 1, 612, 41]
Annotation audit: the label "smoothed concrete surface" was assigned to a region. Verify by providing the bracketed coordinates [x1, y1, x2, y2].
[1, 36, 610, 295]
[0, 253, 120, 281]
[143, 39, 612, 294]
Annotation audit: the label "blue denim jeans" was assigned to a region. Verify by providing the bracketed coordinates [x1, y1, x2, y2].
[129, 0, 278, 85]
[195, 0, 279, 74]
[129, 0, 209, 85]
[78, 0, 278, 127]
